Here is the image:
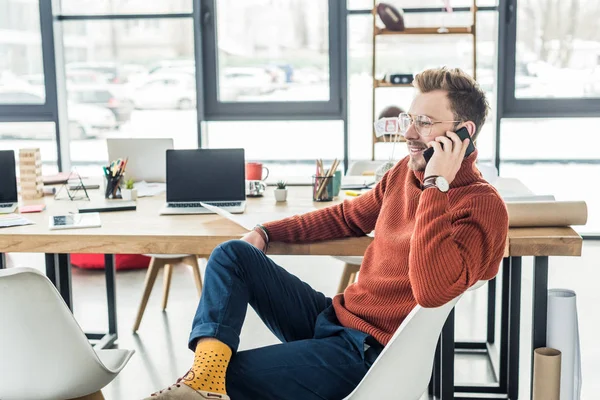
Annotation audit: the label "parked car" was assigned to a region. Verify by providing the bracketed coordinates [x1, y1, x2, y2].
[221, 67, 275, 96]
[130, 73, 196, 110]
[0, 89, 116, 139]
[68, 85, 134, 126]
[66, 62, 147, 84]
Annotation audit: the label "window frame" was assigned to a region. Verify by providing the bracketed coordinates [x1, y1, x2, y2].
[500, 0, 600, 118]
[200, 0, 346, 121]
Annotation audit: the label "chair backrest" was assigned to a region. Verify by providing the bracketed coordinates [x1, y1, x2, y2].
[0, 268, 114, 399]
[345, 280, 488, 400]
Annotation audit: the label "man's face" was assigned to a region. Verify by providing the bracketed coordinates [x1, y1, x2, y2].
[403, 90, 458, 171]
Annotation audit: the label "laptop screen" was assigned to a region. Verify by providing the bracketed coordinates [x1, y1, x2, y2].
[166, 149, 246, 203]
[0, 150, 18, 203]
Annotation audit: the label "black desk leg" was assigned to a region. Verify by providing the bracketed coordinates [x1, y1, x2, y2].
[57, 254, 73, 311]
[430, 339, 441, 398]
[508, 257, 522, 399]
[105, 254, 118, 336]
[530, 256, 549, 395]
[0, 253, 6, 269]
[499, 257, 511, 393]
[45, 254, 57, 285]
[487, 277, 496, 344]
[440, 309, 455, 400]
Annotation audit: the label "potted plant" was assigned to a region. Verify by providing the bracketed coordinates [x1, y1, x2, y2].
[121, 178, 138, 201]
[274, 180, 287, 202]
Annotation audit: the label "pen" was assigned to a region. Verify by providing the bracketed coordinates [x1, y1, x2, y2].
[345, 190, 361, 197]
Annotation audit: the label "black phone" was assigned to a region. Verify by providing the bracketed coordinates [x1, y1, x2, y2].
[422, 127, 475, 163]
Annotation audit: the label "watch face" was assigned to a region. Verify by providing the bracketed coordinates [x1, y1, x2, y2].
[436, 177, 450, 192]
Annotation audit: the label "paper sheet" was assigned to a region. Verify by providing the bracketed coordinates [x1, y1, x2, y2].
[134, 181, 166, 197]
[547, 289, 582, 400]
[200, 202, 314, 231]
[0, 213, 34, 228]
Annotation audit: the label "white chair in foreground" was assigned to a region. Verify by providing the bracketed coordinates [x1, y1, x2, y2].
[344, 280, 487, 400]
[0, 267, 134, 400]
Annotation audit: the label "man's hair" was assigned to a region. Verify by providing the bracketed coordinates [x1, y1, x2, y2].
[413, 67, 489, 141]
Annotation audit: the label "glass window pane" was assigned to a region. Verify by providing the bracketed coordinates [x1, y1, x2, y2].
[0, 0, 45, 104]
[216, 0, 330, 102]
[516, 0, 600, 98]
[347, 11, 497, 161]
[206, 121, 343, 184]
[0, 122, 58, 174]
[59, 0, 192, 15]
[61, 19, 197, 172]
[348, 0, 498, 10]
[500, 118, 600, 234]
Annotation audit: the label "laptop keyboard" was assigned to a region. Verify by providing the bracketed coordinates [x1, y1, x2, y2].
[167, 201, 242, 208]
[0, 203, 13, 208]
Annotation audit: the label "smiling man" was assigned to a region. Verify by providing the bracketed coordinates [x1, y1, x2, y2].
[145, 67, 509, 400]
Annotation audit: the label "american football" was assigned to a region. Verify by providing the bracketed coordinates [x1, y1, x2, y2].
[376, 3, 405, 31]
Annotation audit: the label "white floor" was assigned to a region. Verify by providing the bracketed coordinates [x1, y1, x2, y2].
[5, 242, 600, 400]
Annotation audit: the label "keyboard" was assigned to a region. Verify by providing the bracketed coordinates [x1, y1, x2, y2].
[0, 203, 17, 214]
[0, 204, 11, 208]
[160, 200, 246, 215]
[167, 201, 242, 208]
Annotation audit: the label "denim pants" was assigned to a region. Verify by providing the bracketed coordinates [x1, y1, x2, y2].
[188, 240, 383, 400]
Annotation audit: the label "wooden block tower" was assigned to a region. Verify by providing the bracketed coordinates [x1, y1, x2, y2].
[19, 148, 44, 200]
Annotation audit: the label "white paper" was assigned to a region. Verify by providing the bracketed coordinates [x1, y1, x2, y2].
[200, 202, 314, 231]
[134, 181, 166, 197]
[0, 213, 34, 228]
[547, 289, 582, 400]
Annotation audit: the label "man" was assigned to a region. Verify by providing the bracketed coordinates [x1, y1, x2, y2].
[145, 67, 509, 400]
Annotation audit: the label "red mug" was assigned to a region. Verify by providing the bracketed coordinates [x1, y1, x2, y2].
[245, 162, 269, 181]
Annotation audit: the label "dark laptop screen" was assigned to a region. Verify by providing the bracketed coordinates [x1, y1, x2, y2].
[0, 150, 18, 203]
[166, 149, 246, 203]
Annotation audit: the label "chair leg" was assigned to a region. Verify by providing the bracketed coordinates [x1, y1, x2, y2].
[184, 255, 203, 298]
[161, 263, 174, 311]
[337, 263, 360, 294]
[133, 257, 166, 332]
[69, 391, 105, 400]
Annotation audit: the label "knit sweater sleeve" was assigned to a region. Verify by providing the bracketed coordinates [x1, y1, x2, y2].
[408, 189, 508, 308]
[262, 169, 391, 243]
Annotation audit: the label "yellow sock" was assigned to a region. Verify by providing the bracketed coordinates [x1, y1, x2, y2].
[182, 339, 232, 394]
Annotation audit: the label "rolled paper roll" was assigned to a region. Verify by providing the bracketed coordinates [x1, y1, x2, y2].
[506, 201, 587, 227]
[533, 347, 561, 400]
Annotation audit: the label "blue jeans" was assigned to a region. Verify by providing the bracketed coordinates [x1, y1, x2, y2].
[188, 240, 383, 400]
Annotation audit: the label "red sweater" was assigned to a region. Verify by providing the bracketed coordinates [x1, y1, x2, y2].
[263, 152, 508, 346]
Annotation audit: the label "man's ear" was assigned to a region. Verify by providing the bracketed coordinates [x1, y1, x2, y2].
[462, 121, 477, 138]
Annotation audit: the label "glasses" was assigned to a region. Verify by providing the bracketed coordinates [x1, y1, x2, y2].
[399, 113, 461, 137]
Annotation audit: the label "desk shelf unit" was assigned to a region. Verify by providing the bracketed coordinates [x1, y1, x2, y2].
[370, 0, 479, 159]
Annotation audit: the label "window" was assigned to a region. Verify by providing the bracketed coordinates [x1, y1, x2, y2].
[499, 118, 600, 234]
[0, 0, 46, 104]
[59, 0, 192, 15]
[347, 9, 498, 161]
[58, 18, 197, 173]
[0, 122, 58, 174]
[515, 0, 600, 99]
[202, 0, 344, 120]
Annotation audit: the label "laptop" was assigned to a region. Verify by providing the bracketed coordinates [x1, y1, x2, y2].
[160, 149, 246, 215]
[0, 150, 18, 214]
[106, 138, 174, 183]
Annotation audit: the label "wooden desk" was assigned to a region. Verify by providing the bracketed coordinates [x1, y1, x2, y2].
[0, 185, 582, 399]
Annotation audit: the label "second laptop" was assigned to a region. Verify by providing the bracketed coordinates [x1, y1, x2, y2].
[160, 148, 246, 215]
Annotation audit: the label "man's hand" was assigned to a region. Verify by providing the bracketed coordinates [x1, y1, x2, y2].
[241, 230, 267, 253]
[424, 130, 470, 185]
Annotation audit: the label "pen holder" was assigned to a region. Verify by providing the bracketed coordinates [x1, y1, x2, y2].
[313, 175, 334, 202]
[104, 175, 123, 199]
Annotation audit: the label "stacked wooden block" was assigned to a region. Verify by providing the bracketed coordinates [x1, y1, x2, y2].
[19, 148, 44, 200]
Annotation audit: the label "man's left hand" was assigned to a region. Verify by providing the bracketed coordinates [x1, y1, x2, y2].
[424, 130, 470, 185]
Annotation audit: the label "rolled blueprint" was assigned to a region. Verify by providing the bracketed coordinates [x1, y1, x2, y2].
[533, 347, 561, 400]
[506, 201, 587, 227]
[547, 289, 582, 400]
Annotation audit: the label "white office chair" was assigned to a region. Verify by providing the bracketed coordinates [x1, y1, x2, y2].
[344, 280, 487, 400]
[0, 267, 134, 400]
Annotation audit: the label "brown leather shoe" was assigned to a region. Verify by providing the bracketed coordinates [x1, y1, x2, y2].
[143, 380, 230, 400]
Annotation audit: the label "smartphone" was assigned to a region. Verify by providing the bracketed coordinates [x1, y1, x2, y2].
[423, 127, 475, 163]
